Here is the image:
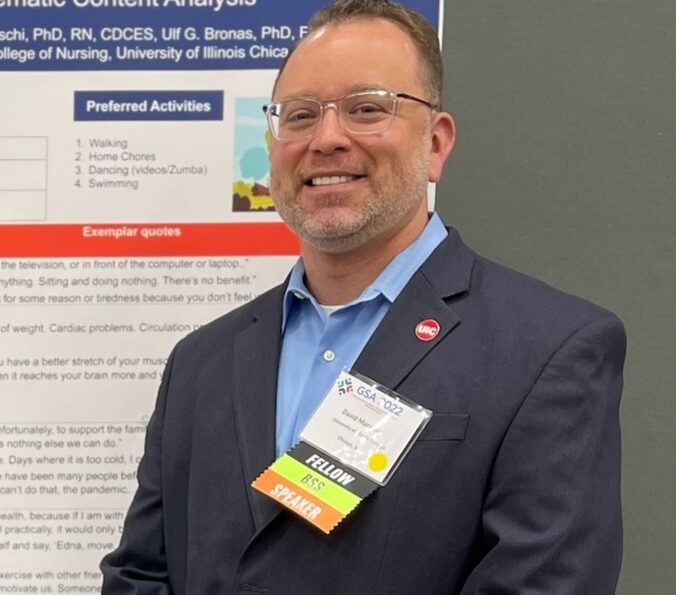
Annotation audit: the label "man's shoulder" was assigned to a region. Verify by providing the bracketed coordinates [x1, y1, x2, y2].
[476, 254, 615, 322]
[425, 226, 623, 343]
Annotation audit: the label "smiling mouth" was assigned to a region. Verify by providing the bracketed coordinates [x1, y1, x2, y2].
[306, 175, 364, 187]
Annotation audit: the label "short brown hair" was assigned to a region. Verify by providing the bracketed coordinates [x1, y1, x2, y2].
[275, 0, 443, 106]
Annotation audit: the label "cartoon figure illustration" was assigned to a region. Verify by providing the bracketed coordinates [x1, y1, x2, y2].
[232, 99, 274, 211]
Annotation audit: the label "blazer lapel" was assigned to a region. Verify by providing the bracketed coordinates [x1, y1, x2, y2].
[354, 227, 475, 391]
[231, 285, 286, 532]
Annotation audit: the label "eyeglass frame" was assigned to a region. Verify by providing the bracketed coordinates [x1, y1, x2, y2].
[262, 89, 440, 140]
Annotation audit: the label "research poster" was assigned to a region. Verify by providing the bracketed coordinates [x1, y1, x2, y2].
[0, 0, 441, 589]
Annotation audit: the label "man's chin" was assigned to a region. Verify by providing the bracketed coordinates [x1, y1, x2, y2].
[297, 218, 372, 254]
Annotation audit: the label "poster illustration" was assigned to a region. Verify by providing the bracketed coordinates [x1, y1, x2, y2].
[232, 97, 273, 211]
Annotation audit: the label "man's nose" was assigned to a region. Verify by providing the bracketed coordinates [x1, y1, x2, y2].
[308, 105, 351, 153]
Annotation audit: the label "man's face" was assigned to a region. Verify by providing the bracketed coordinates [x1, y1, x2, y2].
[269, 18, 454, 255]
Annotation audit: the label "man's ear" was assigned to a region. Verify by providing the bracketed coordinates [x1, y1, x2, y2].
[428, 111, 456, 183]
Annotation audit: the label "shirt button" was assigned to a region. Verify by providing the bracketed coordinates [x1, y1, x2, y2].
[323, 350, 336, 362]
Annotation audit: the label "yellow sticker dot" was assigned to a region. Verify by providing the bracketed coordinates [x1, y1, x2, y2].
[368, 452, 388, 472]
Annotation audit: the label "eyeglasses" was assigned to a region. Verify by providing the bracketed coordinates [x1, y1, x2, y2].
[263, 89, 439, 140]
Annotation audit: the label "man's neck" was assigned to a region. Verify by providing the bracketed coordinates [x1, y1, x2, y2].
[300, 209, 429, 305]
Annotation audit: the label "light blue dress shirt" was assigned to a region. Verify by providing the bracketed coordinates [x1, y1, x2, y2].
[275, 213, 448, 455]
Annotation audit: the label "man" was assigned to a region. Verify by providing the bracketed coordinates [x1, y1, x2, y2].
[101, 1, 626, 593]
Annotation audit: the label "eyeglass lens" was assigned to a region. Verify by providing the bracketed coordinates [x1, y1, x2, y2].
[271, 92, 397, 139]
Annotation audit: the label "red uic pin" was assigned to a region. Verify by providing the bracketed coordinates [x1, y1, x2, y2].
[415, 319, 440, 342]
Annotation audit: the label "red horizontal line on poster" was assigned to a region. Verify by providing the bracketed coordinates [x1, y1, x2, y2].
[0, 223, 300, 258]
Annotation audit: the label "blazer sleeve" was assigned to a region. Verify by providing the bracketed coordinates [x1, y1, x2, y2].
[460, 314, 626, 595]
[99, 348, 176, 594]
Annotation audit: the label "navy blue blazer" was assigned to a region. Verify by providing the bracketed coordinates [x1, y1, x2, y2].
[101, 227, 626, 594]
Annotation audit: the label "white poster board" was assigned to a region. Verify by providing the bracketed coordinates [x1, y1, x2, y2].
[0, 0, 441, 589]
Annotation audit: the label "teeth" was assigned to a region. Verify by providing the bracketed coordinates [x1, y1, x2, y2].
[311, 175, 357, 186]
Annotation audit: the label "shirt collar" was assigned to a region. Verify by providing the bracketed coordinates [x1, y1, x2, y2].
[282, 212, 447, 329]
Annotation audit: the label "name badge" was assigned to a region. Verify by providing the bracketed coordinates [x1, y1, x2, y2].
[252, 370, 431, 533]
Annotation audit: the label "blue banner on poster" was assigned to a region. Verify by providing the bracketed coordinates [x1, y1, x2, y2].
[0, 0, 440, 71]
[74, 90, 224, 120]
